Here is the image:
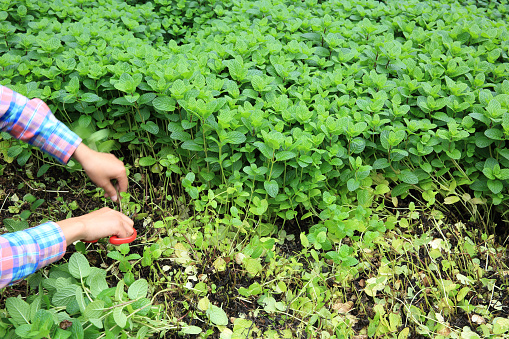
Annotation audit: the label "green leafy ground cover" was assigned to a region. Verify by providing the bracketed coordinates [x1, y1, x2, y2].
[0, 0, 509, 337]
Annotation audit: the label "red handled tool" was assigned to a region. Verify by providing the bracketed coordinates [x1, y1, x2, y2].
[84, 228, 137, 245]
[83, 186, 136, 245]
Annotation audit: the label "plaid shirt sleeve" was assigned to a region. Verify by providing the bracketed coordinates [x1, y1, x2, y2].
[0, 85, 82, 164]
[0, 222, 67, 289]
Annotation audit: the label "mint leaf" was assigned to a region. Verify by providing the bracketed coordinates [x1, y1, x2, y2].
[399, 170, 418, 185]
[264, 180, 279, 198]
[153, 96, 175, 111]
[128, 279, 148, 300]
[84, 300, 105, 320]
[6, 298, 30, 325]
[139, 157, 156, 166]
[206, 305, 228, 326]
[68, 252, 91, 279]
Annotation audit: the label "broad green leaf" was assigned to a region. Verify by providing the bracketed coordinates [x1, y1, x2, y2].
[113, 307, 127, 328]
[84, 300, 105, 320]
[485, 128, 504, 140]
[115, 280, 125, 302]
[119, 132, 136, 143]
[497, 149, 509, 161]
[206, 305, 228, 326]
[139, 157, 156, 166]
[444, 196, 460, 204]
[97, 140, 117, 153]
[81, 93, 102, 103]
[70, 319, 85, 339]
[226, 131, 246, 144]
[15, 324, 32, 337]
[29, 295, 42, 320]
[153, 96, 175, 111]
[249, 198, 268, 215]
[275, 151, 296, 161]
[475, 135, 494, 148]
[52, 285, 77, 307]
[138, 92, 157, 105]
[392, 183, 411, 197]
[181, 326, 202, 334]
[114, 72, 142, 94]
[493, 317, 509, 334]
[6, 298, 30, 325]
[4, 218, 28, 232]
[76, 286, 86, 314]
[89, 274, 109, 298]
[128, 279, 149, 300]
[300, 233, 310, 248]
[136, 326, 150, 339]
[88, 129, 109, 143]
[264, 180, 279, 198]
[181, 140, 203, 151]
[347, 178, 360, 192]
[244, 258, 263, 276]
[399, 170, 418, 185]
[141, 121, 159, 135]
[68, 252, 91, 279]
[37, 164, 51, 178]
[31, 309, 53, 334]
[487, 179, 503, 194]
[7, 145, 23, 158]
[350, 138, 366, 153]
[78, 115, 92, 128]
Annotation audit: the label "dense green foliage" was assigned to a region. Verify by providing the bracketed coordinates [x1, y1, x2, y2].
[2, 0, 509, 230]
[1, 0, 509, 337]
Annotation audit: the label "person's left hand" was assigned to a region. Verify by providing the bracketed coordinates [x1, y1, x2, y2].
[72, 143, 127, 202]
[56, 207, 134, 245]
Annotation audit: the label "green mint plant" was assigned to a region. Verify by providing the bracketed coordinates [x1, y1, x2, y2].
[0, 253, 166, 338]
[107, 243, 141, 273]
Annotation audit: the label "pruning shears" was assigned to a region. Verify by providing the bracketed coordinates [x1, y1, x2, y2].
[84, 186, 137, 245]
[83, 225, 137, 245]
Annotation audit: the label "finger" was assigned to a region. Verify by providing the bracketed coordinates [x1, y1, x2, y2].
[116, 219, 134, 238]
[116, 225, 133, 238]
[120, 213, 134, 227]
[115, 170, 128, 194]
[102, 181, 118, 202]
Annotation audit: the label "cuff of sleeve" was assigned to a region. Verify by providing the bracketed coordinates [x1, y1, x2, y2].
[42, 119, 82, 165]
[25, 98, 82, 164]
[24, 222, 67, 271]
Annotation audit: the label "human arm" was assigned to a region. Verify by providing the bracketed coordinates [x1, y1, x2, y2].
[0, 84, 127, 201]
[0, 84, 81, 164]
[0, 208, 134, 288]
[0, 222, 65, 289]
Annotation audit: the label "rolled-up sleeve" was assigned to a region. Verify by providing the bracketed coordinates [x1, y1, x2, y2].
[0, 85, 82, 164]
[0, 222, 67, 289]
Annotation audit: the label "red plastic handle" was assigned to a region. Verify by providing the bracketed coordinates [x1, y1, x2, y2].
[109, 229, 137, 245]
[83, 229, 137, 245]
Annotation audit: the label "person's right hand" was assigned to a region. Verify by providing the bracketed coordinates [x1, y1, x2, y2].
[56, 207, 134, 246]
[72, 143, 128, 202]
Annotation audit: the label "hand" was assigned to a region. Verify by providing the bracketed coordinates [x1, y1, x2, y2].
[56, 207, 134, 245]
[72, 143, 127, 202]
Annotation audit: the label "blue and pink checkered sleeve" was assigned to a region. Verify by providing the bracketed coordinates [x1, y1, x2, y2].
[0, 85, 82, 164]
[0, 222, 66, 289]
[0, 85, 77, 288]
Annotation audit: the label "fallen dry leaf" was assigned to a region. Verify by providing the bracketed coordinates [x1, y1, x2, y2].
[437, 326, 451, 337]
[332, 300, 354, 314]
[59, 320, 72, 330]
[472, 314, 485, 324]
